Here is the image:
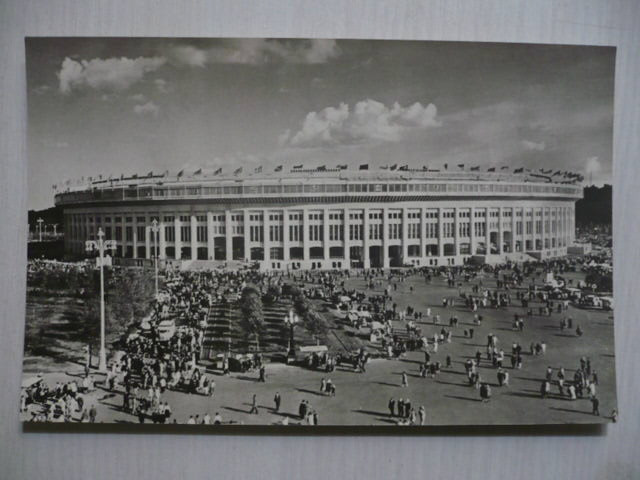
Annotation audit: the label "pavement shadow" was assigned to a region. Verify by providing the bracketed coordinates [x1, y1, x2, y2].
[353, 409, 392, 417]
[223, 406, 250, 414]
[373, 381, 399, 387]
[296, 388, 326, 397]
[444, 394, 482, 402]
[549, 406, 594, 416]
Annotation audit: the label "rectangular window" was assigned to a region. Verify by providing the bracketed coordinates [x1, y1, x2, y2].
[137, 226, 146, 242]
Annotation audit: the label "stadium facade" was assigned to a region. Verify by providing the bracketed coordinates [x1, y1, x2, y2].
[55, 169, 582, 270]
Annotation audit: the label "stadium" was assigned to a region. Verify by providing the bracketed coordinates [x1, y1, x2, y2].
[55, 167, 582, 270]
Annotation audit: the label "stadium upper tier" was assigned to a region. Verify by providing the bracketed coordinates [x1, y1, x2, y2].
[55, 170, 582, 206]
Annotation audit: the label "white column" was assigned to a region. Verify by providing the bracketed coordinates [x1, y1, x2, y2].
[283, 208, 290, 261]
[485, 208, 491, 255]
[302, 208, 309, 261]
[190, 215, 197, 260]
[159, 222, 166, 259]
[363, 207, 370, 268]
[531, 208, 536, 251]
[401, 207, 409, 263]
[263, 209, 270, 263]
[343, 208, 350, 264]
[323, 208, 330, 263]
[438, 207, 444, 257]
[542, 207, 547, 252]
[470, 207, 476, 256]
[382, 207, 389, 268]
[207, 212, 214, 260]
[498, 207, 504, 255]
[225, 210, 233, 261]
[145, 226, 151, 259]
[420, 207, 426, 261]
[511, 208, 517, 253]
[174, 217, 182, 260]
[453, 207, 460, 257]
[132, 218, 138, 259]
[243, 210, 250, 261]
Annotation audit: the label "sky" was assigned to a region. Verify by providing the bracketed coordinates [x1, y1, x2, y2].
[26, 38, 615, 210]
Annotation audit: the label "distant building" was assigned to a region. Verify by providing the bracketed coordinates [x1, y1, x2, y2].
[55, 169, 582, 270]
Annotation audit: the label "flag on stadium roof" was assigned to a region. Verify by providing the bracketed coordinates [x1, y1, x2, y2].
[337, 164, 348, 170]
[214, 167, 222, 175]
[193, 168, 202, 176]
[514, 167, 524, 173]
[398, 165, 408, 171]
[380, 165, 389, 170]
[147, 171, 154, 177]
[390, 164, 398, 171]
[487, 167, 496, 172]
[317, 165, 327, 171]
[254, 166, 262, 174]
[444, 163, 448, 170]
[457, 164, 465, 170]
[132, 173, 138, 179]
[177, 169, 184, 178]
[501, 166, 509, 170]
[359, 164, 369, 170]
[293, 165, 303, 170]
[234, 167, 243, 175]
[274, 165, 283, 172]
[470, 166, 480, 171]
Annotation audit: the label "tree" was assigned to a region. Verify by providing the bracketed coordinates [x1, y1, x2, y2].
[302, 310, 329, 344]
[107, 268, 156, 331]
[239, 285, 265, 351]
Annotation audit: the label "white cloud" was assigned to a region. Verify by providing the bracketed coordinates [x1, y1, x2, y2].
[170, 39, 340, 67]
[169, 46, 207, 67]
[58, 56, 166, 94]
[154, 78, 170, 93]
[128, 93, 146, 102]
[133, 101, 160, 117]
[522, 139, 546, 151]
[280, 99, 441, 148]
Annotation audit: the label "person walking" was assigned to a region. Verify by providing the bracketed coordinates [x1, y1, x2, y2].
[591, 396, 600, 416]
[274, 392, 281, 412]
[401, 371, 409, 388]
[249, 394, 259, 414]
[419, 405, 426, 425]
[388, 397, 396, 417]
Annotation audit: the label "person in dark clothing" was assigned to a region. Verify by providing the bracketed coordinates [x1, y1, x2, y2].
[388, 397, 396, 417]
[591, 396, 600, 416]
[274, 392, 281, 412]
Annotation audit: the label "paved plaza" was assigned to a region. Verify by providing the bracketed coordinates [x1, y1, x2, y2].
[22, 268, 616, 426]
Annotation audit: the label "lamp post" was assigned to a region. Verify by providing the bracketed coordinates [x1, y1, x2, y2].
[284, 309, 299, 362]
[37, 218, 44, 242]
[85, 227, 117, 373]
[151, 219, 159, 298]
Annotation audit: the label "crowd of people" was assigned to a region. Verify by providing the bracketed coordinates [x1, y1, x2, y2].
[22, 251, 614, 425]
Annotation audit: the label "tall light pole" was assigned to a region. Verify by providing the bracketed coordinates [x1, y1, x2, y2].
[85, 227, 117, 373]
[37, 218, 44, 242]
[151, 219, 159, 298]
[284, 309, 299, 362]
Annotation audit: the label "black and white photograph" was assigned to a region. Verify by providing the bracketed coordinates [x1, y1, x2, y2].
[22, 37, 615, 427]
